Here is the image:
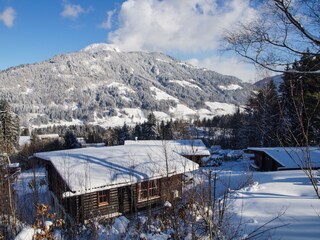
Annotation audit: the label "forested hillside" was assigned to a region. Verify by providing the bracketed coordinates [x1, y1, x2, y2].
[0, 44, 254, 127]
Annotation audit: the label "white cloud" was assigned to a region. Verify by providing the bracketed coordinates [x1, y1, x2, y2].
[61, 4, 85, 19]
[188, 56, 258, 83]
[0, 7, 16, 28]
[108, 0, 257, 52]
[99, 10, 116, 29]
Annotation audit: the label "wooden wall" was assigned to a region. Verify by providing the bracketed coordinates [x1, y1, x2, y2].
[79, 174, 183, 222]
[253, 152, 283, 171]
[81, 188, 119, 221]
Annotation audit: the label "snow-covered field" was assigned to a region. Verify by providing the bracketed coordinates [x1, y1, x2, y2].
[191, 160, 320, 239]
[233, 170, 320, 239]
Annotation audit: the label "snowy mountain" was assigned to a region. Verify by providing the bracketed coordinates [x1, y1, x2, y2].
[254, 75, 283, 91]
[0, 43, 255, 127]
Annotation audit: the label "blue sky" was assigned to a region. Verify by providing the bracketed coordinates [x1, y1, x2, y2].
[0, 0, 259, 82]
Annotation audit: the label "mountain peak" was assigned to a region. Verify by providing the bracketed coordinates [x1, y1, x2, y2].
[81, 43, 121, 54]
[0, 46, 254, 127]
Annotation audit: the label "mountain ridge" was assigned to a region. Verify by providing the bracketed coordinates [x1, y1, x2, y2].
[0, 43, 255, 127]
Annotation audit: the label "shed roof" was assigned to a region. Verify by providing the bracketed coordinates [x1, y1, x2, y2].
[36, 134, 60, 140]
[34, 145, 199, 196]
[125, 139, 210, 156]
[247, 147, 320, 170]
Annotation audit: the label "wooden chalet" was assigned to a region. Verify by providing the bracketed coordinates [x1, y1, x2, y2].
[33, 144, 199, 223]
[247, 147, 320, 171]
[125, 139, 210, 165]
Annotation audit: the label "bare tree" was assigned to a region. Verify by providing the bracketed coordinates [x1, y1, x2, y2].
[225, 0, 320, 73]
[225, 0, 320, 199]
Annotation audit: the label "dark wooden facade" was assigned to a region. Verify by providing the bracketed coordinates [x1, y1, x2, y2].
[252, 152, 283, 171]
[41, 158, 183, 223]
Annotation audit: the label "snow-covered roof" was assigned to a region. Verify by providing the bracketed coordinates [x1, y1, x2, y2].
[34, 145, 199, 197]
[247, 147, 320, 169]
[36, 134, 60, 140]
[124, 140, 210, 156]
[19, 136, 31, 146]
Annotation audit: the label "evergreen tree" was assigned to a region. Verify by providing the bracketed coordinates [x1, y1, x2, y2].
[133, 124, 143, 140]
[118, 123, 130, 144]
[64, 130, 81, 149]
[143, 112, 158, 140]
[244, 81, 280, 147]
[159, 120, 174, 140]
[280, 53, 320, 145]
[0, 99, 20, 154]
[172, 119, 190, 139]
[229, 107, 245, 149]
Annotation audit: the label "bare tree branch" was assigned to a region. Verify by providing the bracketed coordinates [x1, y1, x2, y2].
[224, 0, 320, 73]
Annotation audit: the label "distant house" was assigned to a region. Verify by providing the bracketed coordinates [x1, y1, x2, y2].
[247, 147, 320, 171]
[33, 144, 198, 223]
[19, 136, 31, 148]
[125, 139, 210, 165]
[33, 134, 60, 142]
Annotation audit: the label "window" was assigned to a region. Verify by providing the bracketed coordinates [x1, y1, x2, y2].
[98, 190, 109, 206]
[137, 179, 160, 202]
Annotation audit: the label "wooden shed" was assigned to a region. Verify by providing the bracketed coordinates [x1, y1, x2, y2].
[247, 147, 320, 171]
[33, 144, 199, 223]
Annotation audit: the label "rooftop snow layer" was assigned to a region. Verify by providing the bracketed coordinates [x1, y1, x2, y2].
[34, 145, 199, 196]
[248, 147, 320, 169]
[124, 140, 210, 156]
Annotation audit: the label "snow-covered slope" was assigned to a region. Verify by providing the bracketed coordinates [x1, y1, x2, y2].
[254, 75, 283, 91]
[0, 43, 255, 127]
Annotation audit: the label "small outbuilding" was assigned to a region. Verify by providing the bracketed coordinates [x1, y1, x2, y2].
[33, 144, 199, 223]
[247, 147, 320, 171]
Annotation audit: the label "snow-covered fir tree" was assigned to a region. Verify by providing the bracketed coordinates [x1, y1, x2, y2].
[0, 99, 20, 154]
[244, 81, 280, 147]
[143, 112, 158, 140]
[279, 53, 320, 146]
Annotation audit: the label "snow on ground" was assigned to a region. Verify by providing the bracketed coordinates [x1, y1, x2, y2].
[150, 86, 179, 102]
[15, 167, 48, 195]
[108, 82, 135, 94]
[169, 80, 202, 91]
[100, 107, 147, 127]
[15, 227, 35, 240]
[169, 104, 196, 119]
[156, 58, 172, 64]
[205, 101, 238, 115]
[193, 160, 320, 239]
[153, 111, 170, 121]
[218, 84, 243, 91]
[14, 168, 50, 223]
[196, 108, 214, 119]
[233, 170, 320, 239]
[20, 87, 32, 95]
